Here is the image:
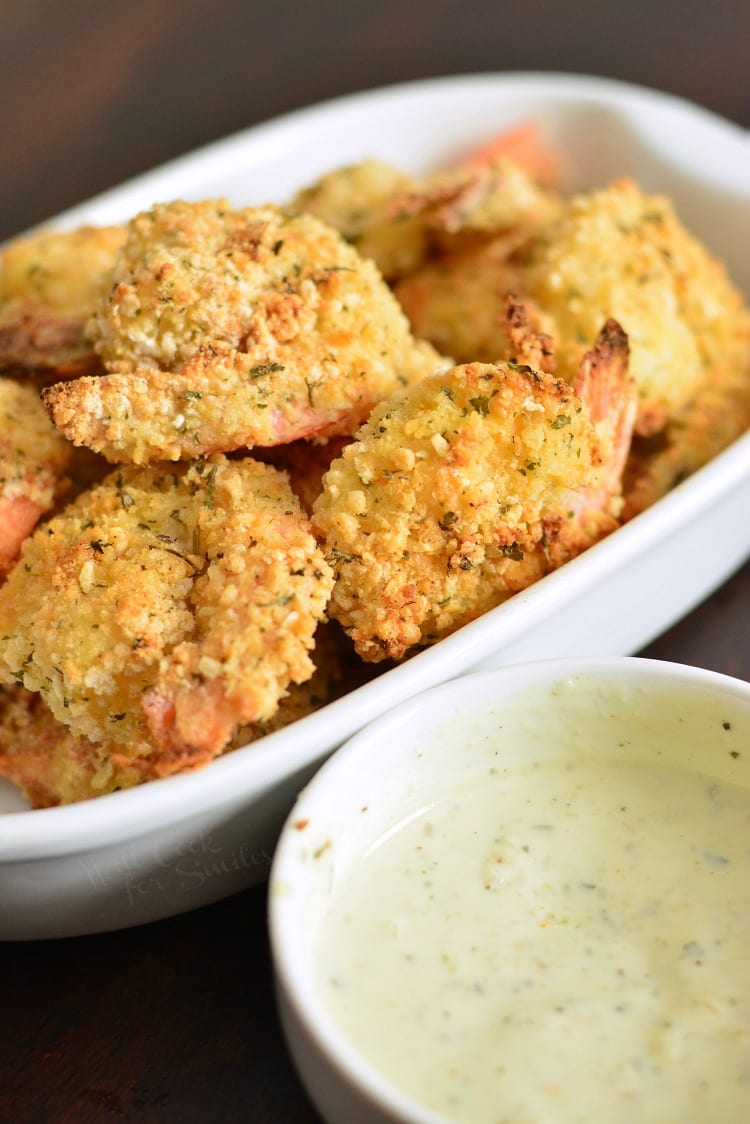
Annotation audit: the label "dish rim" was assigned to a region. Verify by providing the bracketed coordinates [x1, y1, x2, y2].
[1, 70, 749, 860]
[25, 69, 750, 237]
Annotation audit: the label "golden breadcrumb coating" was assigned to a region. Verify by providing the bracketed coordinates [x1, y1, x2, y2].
[0, 685, 144, 807]
[293, 158, 562, 281]
[0, 624, 341, 807]
[0, 380, 72, 509]
[0, 378, 72, 577]
[622, 347, 750, 518]
[313, 337, 634, 661]
[397, 178, 750, 502]
[0, 457, 333, 773]
[290, 159, 414, 242]
[229, 621, 343, 748]
[0, 225, 125, 379]
[525, 179, 750, 436]
[43, 200, 442, 463]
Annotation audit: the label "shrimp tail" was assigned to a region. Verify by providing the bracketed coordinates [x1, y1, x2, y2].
[459, 121, 561, 187]
[574, 319, 637, 486]
[504, 292, 557, 374]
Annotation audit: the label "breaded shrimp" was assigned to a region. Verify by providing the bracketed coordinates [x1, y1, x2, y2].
[229, 621, 343, 748]
[0, 225, 125, 380]
[0, 685, 145, 807]
[622, 351, 750, 518]
[313, 324, 635, 661]
[43, 201, 442, 464]
[0, 457, 333, 772]
[524, 179, 750, 436]
[290, 159, 414, 243]
[292, 158, 562, 282]
[0, 625, 341, 807]
[0, 378, 72, 577]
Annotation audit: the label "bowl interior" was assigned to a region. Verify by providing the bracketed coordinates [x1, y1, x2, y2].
[274, 659, 750, 894]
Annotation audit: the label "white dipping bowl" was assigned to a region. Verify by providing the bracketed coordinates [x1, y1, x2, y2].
[269, 657, 750, 1124]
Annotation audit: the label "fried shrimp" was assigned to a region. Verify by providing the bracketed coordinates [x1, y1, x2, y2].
[622, 352, 750, 518]
[524, 179, 750, 436]
[314, 324, 635, 661]
[0, 685, 144, 807]
[397, 178, 750, 501]
[0, 378, 72, 578]
[292, 157, 562, 282]
[42, 200, 442, 464]
[0, 457, 333, 772]
[290, 159, 415, 243]
[229, 622, 343, 748]
[0, 225, 125, 380]
[0, 625, 341, 807]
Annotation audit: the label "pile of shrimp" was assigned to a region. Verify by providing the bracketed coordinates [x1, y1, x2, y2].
[1, 123, 748, 806]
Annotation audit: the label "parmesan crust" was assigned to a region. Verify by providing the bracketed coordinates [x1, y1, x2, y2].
[0, 457, 333, 771]
[525, 179, 750, 437]
[43, 201, 443, 463]
[0, 378, 72, 576]
[313, 353, 629, 662]
[292, 157, 562, 281]
[0, 625, 342, 806]
[0, 225, 125, 379]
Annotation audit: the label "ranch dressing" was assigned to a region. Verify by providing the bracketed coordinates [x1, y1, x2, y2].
[314, 691, 750, 1123]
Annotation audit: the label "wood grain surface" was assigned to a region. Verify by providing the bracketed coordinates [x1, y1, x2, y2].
[0, 1, 748, 1121]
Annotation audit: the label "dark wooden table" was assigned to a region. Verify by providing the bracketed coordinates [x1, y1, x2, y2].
[1, 2, 748, 1121]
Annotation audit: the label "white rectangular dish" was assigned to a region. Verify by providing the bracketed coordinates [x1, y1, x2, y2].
[1, 72, 749, 939]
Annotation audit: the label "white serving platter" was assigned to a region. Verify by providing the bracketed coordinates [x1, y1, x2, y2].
[1, 72, 749, 939]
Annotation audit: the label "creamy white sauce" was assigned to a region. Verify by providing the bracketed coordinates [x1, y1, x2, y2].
[314, 703, 750, 1123]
